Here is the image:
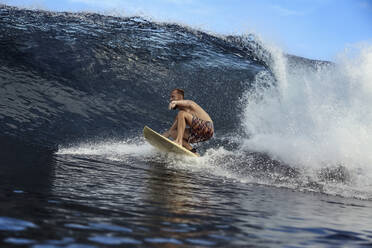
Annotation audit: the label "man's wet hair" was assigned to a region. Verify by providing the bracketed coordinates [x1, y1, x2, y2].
[172, 88, 184, 98]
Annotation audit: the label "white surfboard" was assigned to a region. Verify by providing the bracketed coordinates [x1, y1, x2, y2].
[143, 126, 199, 157]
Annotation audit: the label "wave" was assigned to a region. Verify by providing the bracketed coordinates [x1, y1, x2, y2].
[0, 5, 281, 148]
[5, 5, 371, 200]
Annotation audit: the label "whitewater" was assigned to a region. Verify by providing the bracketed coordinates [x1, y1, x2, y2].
[242, 44, 372, 198]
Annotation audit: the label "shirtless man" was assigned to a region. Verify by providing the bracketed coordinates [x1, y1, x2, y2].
[162, 88, 214, 152]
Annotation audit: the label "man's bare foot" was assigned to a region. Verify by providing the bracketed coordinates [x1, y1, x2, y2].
[175, 139, 183, 146]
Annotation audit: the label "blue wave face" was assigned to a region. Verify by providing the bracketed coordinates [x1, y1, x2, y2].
[0, 5, 275, 148]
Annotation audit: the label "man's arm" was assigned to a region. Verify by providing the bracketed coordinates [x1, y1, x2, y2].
[169, 100, 195, 110]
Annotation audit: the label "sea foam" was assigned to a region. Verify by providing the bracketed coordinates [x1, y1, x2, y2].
[241, 42, 372, 193]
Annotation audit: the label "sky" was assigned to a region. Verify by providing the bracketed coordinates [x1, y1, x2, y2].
[2, 0, 372, 61]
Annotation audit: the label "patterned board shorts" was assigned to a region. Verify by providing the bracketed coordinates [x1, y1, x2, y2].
[188, 116, 214, 144]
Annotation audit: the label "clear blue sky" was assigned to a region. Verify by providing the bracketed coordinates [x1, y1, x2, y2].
[2, 0, 372, 61]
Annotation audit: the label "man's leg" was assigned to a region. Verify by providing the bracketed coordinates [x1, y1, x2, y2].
[169, 127, 192, 150]
[162, 118, 177, 138]
[175, 111, 193, 146]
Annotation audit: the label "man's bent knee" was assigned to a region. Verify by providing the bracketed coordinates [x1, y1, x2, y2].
[177, 111, 193, 125]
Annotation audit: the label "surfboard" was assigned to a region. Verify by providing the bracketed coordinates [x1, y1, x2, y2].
[143, 126, 199, 157]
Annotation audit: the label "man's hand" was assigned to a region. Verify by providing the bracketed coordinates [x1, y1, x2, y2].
[168, 101, 177, 110]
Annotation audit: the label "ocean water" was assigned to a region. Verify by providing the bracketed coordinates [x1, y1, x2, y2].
[1, 4, 372, 247]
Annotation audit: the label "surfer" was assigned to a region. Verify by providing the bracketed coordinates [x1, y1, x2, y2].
[162, 88, 214, 153]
